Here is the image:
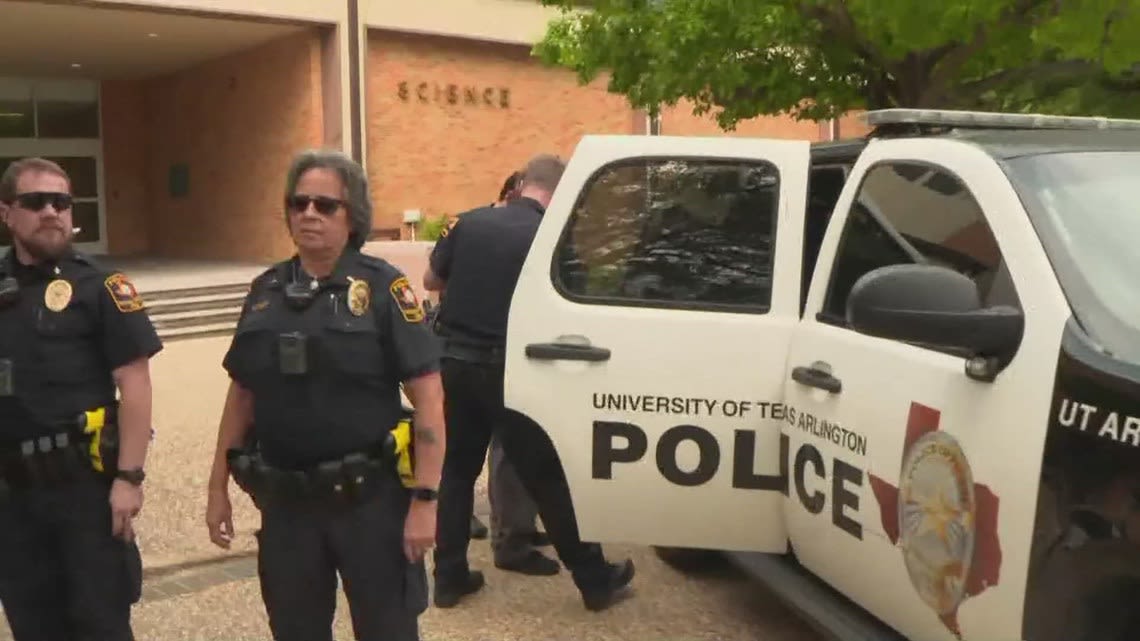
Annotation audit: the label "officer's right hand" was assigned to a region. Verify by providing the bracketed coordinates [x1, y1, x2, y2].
[206, 489, 235, 549]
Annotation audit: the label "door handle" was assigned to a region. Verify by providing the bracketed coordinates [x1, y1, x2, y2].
[525, 342, 611, 362]
[791, 364, 842, 394]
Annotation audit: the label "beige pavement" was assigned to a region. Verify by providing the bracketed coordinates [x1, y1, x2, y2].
[1, 335, 823, 640]
[126, 542, 821, 641]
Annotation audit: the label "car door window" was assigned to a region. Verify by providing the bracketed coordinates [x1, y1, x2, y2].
[820, 161, 1021, 329]
[802, 165, 850, 314]
[554, 158, 779, 313]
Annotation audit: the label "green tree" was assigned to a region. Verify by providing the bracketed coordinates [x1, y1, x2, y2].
[416, 214, 451, 241]
[533, 0, 1140, 129]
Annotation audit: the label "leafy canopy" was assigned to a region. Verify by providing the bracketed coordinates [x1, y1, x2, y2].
[533, 0, 1140, 129]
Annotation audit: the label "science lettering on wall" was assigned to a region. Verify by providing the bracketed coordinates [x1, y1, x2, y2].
[397, 80, 511, 109]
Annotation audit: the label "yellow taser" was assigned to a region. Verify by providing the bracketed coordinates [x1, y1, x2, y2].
[389, 417, 416, 489]
[81, 407, 108, 473]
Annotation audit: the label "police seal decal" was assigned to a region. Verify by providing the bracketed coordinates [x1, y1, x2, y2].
[44, 279, 73, 312]
[389, 276, 424, 323]
[897, 430, 976, 622]
[868, 401, 1003, 640]
[347, 278, 370, 317]
[104, 273, 145, 313]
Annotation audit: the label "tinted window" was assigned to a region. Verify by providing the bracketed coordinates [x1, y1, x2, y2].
[822, 162, 1018, 324]
[802, 165, 849, 313]
[554, 158, 779, 312]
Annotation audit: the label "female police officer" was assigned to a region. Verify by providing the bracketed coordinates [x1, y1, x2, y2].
[204, 149, 446, 641]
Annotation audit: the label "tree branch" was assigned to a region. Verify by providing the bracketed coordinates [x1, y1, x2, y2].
[955, 60, 1099, 101]
[919, 0, 1059, 106]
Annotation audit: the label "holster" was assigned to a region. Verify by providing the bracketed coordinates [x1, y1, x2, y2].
[386, 409, 417, 489]
[77, 404, 121, 476]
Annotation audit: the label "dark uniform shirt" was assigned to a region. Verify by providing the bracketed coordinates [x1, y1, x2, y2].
[429, 197, 544, 344]
[222, 249, 441, 469]
[0, 249, 163, 441]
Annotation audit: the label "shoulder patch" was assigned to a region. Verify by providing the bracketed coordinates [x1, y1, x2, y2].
[104, 273, 145, 313]
[389, 276, 424, 323]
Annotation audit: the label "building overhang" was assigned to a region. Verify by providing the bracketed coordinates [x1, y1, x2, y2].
[0, 0, 314, 79]
[362, 0, 566, 46]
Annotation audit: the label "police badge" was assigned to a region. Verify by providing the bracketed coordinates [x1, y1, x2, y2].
[347, 278, 370, 317]
[44, 279, 73, 312]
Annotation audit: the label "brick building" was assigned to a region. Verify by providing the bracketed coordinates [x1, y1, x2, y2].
[0, 0, 869, 263]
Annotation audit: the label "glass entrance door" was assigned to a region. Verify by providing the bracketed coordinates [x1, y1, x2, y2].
[0, 77, 105, 255]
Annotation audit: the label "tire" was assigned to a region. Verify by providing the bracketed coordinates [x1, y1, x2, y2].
[652, 546, 728, 574]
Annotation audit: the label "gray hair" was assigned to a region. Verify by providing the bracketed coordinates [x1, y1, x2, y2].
[283, 149, 372, 250]
[520, 154, 566, 193]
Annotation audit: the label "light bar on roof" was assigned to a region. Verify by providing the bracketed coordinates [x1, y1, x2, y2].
[862, 108, 1140, 131]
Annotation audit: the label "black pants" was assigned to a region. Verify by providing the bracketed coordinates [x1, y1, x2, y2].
[0, 471, 141, 641]
[255, 473, 427, 641]
[436, 358, 609, 590]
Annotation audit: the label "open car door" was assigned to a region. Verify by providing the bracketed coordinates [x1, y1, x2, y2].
[504, 134, 810, 552]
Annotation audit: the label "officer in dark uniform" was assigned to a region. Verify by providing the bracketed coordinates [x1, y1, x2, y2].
[205, 149, 445, 641]
[435, 170, 556, 576]
[0, 157, 160, 641]
[424, 154, 634, 611]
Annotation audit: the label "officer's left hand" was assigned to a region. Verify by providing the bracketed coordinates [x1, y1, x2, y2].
[110, 479, 143, 541]
[404, 499, 437, 562]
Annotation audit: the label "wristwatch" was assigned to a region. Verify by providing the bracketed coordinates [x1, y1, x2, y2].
[410, 487, 438, 502]
[116, 468, 146, 486]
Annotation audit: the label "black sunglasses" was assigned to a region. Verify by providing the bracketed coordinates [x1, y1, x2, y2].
[8, 191, 73, 212]
[286, 194, 345, 216]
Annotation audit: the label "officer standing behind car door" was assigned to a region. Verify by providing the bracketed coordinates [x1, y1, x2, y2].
[0, 157, 160, 641]
[204, 149, 445, 641]
[484, 170, 556, 575]
[424, 154, 634, 611]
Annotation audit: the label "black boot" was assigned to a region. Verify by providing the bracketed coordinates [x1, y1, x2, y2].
[495, 549, 560, 576]
[433, 570, 486, 608]
[577, 559, 636, 612]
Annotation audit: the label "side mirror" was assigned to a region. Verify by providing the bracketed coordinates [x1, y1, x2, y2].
[846, 264, 1023, 381]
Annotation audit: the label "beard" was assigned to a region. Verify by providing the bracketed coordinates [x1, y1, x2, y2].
[19, 225, 73, 262]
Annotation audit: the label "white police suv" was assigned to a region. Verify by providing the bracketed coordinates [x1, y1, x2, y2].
[500, 109, 1140, 641]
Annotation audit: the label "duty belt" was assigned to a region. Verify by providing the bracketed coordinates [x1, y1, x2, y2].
[226, 448, 389, 503]
[0, 404, 122, 496]
[228, 414, 417, 503]
[442, 338, 505, 365]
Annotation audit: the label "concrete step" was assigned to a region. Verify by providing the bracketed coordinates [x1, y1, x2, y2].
[152, 310, 241, 331]
[147, 290, 247, 312]
[148, 303, 241, 321]
[145, 282, 249, 303]
[158, 321, 238, 343]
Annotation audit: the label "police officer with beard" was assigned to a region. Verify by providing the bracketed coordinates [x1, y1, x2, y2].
[425, 154, 634, 611]
[0, 157, 159, 640]
[205, 149, 445, 641]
